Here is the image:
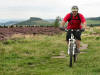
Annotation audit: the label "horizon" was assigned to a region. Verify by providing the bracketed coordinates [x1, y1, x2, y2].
[0, 16, 100, 21]
[0, 14, 100, 20]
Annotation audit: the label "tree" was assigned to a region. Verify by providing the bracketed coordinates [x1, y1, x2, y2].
[54, 16, 61, 27]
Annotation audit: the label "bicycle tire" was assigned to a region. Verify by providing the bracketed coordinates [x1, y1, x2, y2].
[74, 43, 78, 62]
[69, 43, 73, 67]
[74, 54, 77, 62]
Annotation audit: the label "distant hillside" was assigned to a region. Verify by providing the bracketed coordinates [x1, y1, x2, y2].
[0, 21, 21, 26]
[29, 17, 42, 21]
[86, 17, 100, 26]
[15, 17, 53, 26]
[45, 19, 55, 22]
[87, 17, 100, 20]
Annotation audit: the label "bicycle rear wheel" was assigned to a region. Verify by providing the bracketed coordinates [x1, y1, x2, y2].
[74, 54, 77, 62]
[74, 44, 78, 62]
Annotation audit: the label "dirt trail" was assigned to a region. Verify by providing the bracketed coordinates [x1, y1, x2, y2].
[80, 43, 88, 53]
[52, 51, 66, 58]
[52, 43, 88, 58]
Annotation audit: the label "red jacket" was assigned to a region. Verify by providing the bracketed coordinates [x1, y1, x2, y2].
[63, 13, 86, 29]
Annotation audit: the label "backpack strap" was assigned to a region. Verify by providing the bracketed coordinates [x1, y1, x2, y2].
[68, 13, 73, 22]
[68, 13, 81, 22]
[77, 13, 81, 22]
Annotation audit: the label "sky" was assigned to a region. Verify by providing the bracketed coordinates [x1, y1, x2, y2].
[0, 0, 100, 19]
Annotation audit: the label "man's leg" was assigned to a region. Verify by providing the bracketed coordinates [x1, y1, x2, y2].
[66, 31, 71, 46]
[74, 31, 81, 53]
[76, 40, 81, 49]
[66, 31, 71, 54]
[66, 41, 69, 45]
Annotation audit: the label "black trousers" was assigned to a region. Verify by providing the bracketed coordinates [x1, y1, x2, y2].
[66, 30, 81, 41]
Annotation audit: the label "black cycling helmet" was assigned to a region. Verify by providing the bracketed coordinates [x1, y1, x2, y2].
[71, 6, 79, 11]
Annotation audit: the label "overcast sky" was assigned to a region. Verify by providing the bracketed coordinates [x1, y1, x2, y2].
[0, 0, 100, 19]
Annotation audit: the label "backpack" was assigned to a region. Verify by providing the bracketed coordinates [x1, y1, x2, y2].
[68, 13, 81, 22]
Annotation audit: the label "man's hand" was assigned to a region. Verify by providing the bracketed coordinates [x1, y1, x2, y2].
[59, 26, 65, 31]
[59, 21, 66, 31]
[82, 21, 87, 31]
[81, 28, 85, 32]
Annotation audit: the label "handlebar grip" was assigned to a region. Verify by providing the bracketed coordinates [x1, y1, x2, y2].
[59, 27, 65, 31]
[81, 28, 85, 32]
[65, 29, 68, 32]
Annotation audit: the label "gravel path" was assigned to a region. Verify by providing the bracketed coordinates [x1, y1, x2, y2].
[52, 43, 88, 58]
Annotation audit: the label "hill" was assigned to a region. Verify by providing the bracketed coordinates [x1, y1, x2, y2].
[0, 19, 25, 26]
[86, 20, 100, 26]
[15, 17, 53, 26]
[86, 17, 100, 26]
[0, 21, 21, 26]
[87, 17, 100, 20]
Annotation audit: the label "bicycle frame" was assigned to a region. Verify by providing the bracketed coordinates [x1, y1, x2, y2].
[68, 30, 77, 55]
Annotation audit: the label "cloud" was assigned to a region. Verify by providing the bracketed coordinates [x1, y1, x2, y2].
[0, 0, 100, 19]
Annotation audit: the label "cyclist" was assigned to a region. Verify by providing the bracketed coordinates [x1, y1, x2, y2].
[60, 6, 87, 53]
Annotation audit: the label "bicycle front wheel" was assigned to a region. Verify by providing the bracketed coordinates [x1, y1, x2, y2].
[74, 43, 78, 62]
[69, 43, 73, 67]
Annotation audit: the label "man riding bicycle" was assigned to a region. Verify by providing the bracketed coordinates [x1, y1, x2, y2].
[60, 6, 87, 53]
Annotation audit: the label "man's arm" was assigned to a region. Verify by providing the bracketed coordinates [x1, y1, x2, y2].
[79, 13, 87, 29]
[60, 21, 66, 27]
[59, 21, 66, 30]
[82, 21, 87, 29]
[60, 13, 70, 27]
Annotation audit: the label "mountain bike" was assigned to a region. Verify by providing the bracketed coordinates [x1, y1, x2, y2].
[65, 29, 84, 67]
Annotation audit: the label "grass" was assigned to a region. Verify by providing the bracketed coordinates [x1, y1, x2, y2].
[0, 27, 100, 75]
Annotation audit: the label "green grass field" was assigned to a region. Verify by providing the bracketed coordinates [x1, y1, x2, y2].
[86, 20, 100, 26]
[86, 20, 100, 24]
[0, 27, 100, 75]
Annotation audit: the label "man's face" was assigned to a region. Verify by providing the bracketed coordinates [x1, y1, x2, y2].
[72, 11, 78, 16]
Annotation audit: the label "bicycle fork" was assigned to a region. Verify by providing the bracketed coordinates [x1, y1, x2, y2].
[68, 39, 76, 55]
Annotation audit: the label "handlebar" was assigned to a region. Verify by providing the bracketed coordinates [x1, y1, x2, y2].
[59, 27, 85, 32]
[65, 29, 85, 32]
